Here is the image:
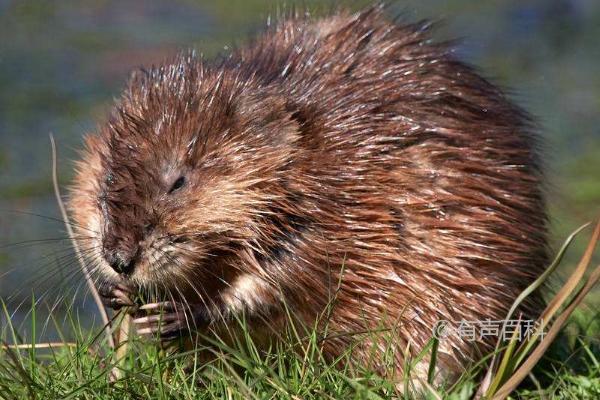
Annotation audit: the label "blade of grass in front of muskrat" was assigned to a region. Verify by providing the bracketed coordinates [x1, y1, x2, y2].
[488, 219, 600, 399]
[477, 221, 590, 396]
[492, 262, 600, 399]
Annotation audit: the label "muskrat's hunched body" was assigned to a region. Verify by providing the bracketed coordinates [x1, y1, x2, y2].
[70, 7, 547, 380]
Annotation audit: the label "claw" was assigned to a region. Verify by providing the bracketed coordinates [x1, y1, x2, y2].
[136, 321, 184, 337]
[132, 301, 198, 341]
[132, 313, 180, 325]
[113, 289, 134, 305]
[115, 283, 135, 294]
[128, 298, 213, 343]
[139, 302, 176, 312]
[98, 283, 135, 310]
[98, 281, 135, 310]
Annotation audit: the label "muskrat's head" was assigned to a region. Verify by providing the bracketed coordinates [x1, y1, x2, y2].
[69, 55, 300, 303]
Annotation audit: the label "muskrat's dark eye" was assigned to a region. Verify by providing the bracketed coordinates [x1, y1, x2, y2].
[169, 176, 186, 193]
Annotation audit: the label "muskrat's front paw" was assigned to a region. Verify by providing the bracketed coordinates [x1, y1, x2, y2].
[133, 302, 191, 341]
[98, 282, 135, 310]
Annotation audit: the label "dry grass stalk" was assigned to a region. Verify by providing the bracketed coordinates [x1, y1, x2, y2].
[49, 134, 114, 350]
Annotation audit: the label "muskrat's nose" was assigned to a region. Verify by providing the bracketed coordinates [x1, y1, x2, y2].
[106, 250, 137, 275]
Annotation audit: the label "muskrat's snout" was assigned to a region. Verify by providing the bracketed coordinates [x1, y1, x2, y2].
[103, 241, 140, 276]
[101, 215, 152, 276]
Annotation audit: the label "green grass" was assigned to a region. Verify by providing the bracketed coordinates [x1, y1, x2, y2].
[0, 224, 599, 399]
[0, 306, 598, 399]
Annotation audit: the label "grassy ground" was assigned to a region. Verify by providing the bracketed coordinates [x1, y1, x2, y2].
[0, 307, 598, 399]
[1, 224, 599, 399]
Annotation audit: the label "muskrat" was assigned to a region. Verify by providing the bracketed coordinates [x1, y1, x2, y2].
[69, 6, 547, 381]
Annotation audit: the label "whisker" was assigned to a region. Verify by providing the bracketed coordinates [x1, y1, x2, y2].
[0, 236, 96, 250]
[0, 208, 99, 234]
[4, 245, 103, 302]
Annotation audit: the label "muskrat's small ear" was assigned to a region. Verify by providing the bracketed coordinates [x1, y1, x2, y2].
[285, 100, 319, 130]
[237, 91, 302, 147]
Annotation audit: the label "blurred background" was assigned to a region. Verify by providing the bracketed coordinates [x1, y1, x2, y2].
[0, 0, 598, 340]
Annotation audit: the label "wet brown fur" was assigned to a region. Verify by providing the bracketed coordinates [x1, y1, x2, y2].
[69, 6, 548, 380]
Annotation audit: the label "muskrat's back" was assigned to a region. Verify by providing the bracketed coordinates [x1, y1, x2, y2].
[70, 7, 547, 381]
